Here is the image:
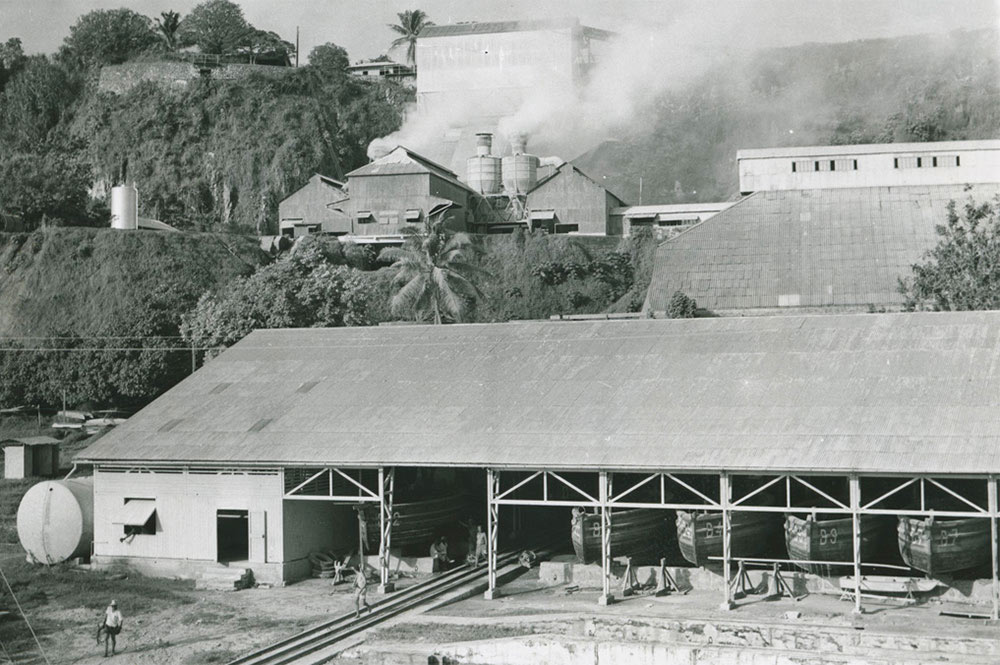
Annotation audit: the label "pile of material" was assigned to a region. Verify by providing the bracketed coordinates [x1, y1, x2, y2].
[310, 551, 348, 580]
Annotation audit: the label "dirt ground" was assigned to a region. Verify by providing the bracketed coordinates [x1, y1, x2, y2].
[0, 559, 411, 665]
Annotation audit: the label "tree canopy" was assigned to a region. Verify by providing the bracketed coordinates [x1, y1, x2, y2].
[309, 42, 350, 79]
[389, 9, 432, 66]
[383, 221, 487, 324]
[63, 8, 158, 66]
[178, 0, 251, 55]
[154, 11, 182, 52]
[900, 195, 1000, 311]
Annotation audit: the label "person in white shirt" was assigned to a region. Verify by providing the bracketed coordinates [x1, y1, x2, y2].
[99, 600, 123, 657]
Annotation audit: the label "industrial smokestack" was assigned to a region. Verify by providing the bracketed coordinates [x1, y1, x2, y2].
[475, 133, 494, 157]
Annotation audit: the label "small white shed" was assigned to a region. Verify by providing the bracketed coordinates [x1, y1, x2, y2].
[3, 436, 60, 479]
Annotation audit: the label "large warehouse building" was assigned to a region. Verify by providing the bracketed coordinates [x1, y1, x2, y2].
[645, 139, 1000, 314]
[76, 312, 1000, 616]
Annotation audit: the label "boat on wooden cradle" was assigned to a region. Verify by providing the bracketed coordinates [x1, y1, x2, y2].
[361, 493, 466, 550]
[571, 508, 667, 564]
[676, 510, 778, 567]
[897, 515, 991, 576]
[784, 514, 893, 574]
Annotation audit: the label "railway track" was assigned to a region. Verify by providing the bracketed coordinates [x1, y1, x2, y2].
[226, 549, 531, 665]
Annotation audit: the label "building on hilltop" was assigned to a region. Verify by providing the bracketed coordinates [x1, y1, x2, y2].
[414, 18, 614, 176]
[416, 18, 613, 117]
[738, 140, 1000, 195]
[347, 61, 414, 82]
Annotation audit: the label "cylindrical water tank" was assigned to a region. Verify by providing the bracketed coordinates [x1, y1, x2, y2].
[110, 184, 138, 230]
[467, 156, 502, 195]
[17, 477, 94, 564]
[502, 154, 539, 194]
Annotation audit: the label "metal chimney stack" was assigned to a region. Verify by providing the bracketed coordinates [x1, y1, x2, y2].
[475, 133, 493, 157]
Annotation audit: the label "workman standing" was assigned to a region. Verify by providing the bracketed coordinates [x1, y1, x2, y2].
[474, 525, 488, 565]
[352, 567, 371, 618]
[101, 599, 124, 657]
[430, 536, 450, 572]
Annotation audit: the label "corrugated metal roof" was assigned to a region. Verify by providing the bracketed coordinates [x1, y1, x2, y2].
[645, 183, 1000, 312]
[737, 140, 1000, 160]
[346, 147, 478, 196]
[78, 312, 1000, 475]
[420, 18, 577, 38]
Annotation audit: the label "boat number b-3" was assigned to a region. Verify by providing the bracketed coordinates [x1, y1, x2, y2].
[935, 528, 959, 547]
[819, 528, 837, 545]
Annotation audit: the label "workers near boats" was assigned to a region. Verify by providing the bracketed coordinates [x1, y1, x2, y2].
[430, 536, 452, 572]
[352, 566, 371, 617]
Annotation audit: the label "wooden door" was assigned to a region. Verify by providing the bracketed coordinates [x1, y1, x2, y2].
[249, 510, 267, 563]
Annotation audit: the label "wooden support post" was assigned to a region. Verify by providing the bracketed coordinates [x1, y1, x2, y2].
[378, 467, 395, 593]
[598, 471, 614, 605]
[989, 476, 998, 621]
[720, 472, 733, 610]
[484, 468, 500, 600]
[850, 474, 863, 615]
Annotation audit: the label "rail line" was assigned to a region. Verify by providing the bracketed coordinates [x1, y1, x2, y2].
[226, 549, 529, 665]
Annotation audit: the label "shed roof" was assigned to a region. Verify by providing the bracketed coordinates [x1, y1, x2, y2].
[644, 182, 1000, 312]
[2, 436, 60, 447]
[346, 146, 478, 196]
[419, 18, 613, 41]
[78, 312, 1000, 475]
[529, 162, 626, 204]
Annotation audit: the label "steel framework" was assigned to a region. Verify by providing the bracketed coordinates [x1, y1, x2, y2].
[481, 468, 1000, 618]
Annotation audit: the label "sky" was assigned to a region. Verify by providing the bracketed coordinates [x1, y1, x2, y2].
[1, 0, 998, 63]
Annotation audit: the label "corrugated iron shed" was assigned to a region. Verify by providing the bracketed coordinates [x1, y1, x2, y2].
[78, 312, 1000, 475]
[645, 183, 1000, 312]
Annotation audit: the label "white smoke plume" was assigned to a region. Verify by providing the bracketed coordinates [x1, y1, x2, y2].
[366, 6, 760, 163]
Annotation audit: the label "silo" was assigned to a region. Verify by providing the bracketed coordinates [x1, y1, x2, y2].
[502, 134, 540, 194]
[110, 184, 138, 230]
[466, 133, 502, 195]
[17, 477, 94, 564]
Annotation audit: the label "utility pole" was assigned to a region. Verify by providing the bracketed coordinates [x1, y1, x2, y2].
[295, 26, 300, 68]
[638, 176, 643, 205]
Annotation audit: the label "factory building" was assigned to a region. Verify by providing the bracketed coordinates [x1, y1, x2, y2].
[416, 18, 613, 117]
[610, 202, 736, 238]
[644, 138, 1000, 315]
[525, 162, 627, 235]
[738, 139, 1000, 195]
[346, 61, 414, 82]
[345, 146, 480, 234]
[415, 18, 613, 176]
[276, 147, 482, 240]
[71, 313, 1000, 618]
[644, 181, 1000, 314]
[278, 174, 350, 237]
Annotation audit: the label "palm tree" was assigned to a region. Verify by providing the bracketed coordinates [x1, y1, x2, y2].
[383, 221, 487, 324]
[155, 11, 182, 52]
[388, 9, 432, 66]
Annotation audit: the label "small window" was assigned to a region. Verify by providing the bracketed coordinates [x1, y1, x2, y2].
[356, 211, 374, 224]
[895, 156, 919, 169]
[793, 160, 815, 173]
[833, 158, 856, 171]
[816, 160, 832, 172]
[377, 210, 399, 225]
[119, 498, 157, 536]
[935, 155, 960, 167]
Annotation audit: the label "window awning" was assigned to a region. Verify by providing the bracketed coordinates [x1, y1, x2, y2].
[405, 209, 422, 221]
[529, 210, 556, 220]
[113, 499, 156, 526]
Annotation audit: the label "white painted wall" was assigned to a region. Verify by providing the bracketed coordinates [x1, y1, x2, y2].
[738, 141, 1000, 193]
[93, 468, 284, 566]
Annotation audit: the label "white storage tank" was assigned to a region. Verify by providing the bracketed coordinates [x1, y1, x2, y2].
[17, 477, 94, 564]
[110, 183, 138, 230]
[466, 133, 502, 195]
[502, 134, 539, 194]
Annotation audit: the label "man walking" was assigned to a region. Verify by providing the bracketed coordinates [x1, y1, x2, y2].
[352, 566, 371, 618]
[100, 599, 123, 657]
[474, 525, 488, 565]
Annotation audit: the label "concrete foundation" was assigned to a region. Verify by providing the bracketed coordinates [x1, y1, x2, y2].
[344, 613, 1000, 665]
[539, 559, 998, 606]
